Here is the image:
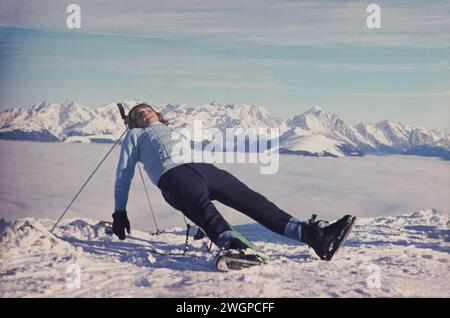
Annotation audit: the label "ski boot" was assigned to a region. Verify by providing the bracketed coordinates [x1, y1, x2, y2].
[302, 214, 357, 261]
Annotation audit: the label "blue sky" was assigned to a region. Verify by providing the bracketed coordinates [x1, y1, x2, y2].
[0, 0, 449, 129]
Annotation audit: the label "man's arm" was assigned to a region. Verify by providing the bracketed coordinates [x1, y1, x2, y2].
[114, 130, 139, 212]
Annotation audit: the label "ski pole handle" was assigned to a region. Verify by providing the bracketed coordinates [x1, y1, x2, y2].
[117, 103, 127, 126]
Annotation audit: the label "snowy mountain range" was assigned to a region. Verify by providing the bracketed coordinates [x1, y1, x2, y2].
[0, 100, 448, 159]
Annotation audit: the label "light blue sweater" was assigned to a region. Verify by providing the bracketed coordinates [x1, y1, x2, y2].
[114, 123, 187, 211]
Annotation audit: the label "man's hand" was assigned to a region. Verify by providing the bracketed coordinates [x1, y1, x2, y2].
[112, 211, 130, 240]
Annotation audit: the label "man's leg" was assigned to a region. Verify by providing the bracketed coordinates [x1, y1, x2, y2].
[158, 164, 230, 243]
[187, 163, 301, 237]
[181, 164, 356, 260]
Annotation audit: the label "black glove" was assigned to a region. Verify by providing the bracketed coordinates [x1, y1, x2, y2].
[112, 211, 130, 240]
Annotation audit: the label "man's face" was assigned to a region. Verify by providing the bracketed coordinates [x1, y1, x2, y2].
[144, 109, 159, 124]
[130, 106, 160, 128]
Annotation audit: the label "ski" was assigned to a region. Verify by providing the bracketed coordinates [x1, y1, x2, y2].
[215, 249, 264, 271]
[227, 223, 269, 263]
[214, 225, 269, 271]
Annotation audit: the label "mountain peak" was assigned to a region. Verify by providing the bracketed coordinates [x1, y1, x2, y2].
[208, 100, 222, 106]
[29, 100, 53, 113]
[62, 99, 76, 105]
[308, 105, 324, 114]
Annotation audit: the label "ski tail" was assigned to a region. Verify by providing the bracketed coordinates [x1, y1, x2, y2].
[215, 249, 264, 271]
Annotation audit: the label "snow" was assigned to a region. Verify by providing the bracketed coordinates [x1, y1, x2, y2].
[356, 121, 445, 151]
[0, 100, 288, 144]
[287, 106, 369, 149]
[279, 129, 346, 157]
[0, 140, 449, 297]
[1, 100, 448, 159]
[0, 209, 448, 297]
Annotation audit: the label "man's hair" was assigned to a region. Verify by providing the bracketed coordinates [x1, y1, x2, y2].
[127, 103, 169, 128]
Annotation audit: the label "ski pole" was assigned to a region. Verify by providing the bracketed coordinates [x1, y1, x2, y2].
[50, 129, 127, 233]
[137, 163, 161, 234]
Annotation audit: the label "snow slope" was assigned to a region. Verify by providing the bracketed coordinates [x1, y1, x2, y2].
[277, 127, 361, 157]
[0, 209, 448, 297]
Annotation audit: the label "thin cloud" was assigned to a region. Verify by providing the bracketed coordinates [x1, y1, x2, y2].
[343, 90, 450, 97]
[173, 78, 286, 90]
[314, 62, 450, 72]
[1, 0, 449, 48]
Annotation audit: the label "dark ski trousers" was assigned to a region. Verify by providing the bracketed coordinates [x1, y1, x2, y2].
[157, 163, 293, 243]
